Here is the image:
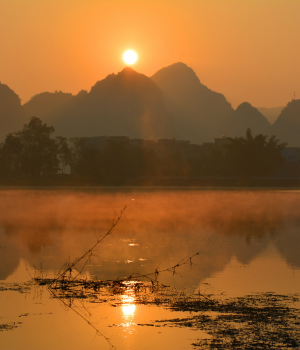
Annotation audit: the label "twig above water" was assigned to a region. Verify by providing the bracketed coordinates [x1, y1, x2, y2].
[49, 205, 126, 288]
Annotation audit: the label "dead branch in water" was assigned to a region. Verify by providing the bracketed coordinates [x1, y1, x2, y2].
[32, 204, 208, 350]
[120, 251, 200, 283]
[35, 203, 207, 302]
[40, 250, 208, 303]
[44, 204, 203, 295]
[49, 205, 126, 288]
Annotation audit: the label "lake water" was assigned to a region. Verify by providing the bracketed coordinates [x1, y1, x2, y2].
[1, 187, 300, 349]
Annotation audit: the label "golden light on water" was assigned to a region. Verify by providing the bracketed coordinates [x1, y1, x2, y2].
[122, 304, 136, 316]
[121, 291, 136, 318]
[123, 50, 138, 65]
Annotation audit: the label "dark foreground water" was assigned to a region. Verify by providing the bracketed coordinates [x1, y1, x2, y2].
[0, 187, 300, 349]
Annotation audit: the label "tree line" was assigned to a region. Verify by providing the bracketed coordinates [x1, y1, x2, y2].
[0, 117, 288, 183]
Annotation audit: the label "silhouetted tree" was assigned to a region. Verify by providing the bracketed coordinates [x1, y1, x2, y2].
[0, 133, 23, 178]
[69, 137, 85, 169]
[69, 138, 162, 183]
[0, 117, 59, 178]
[102, 141, 148, 182]
[225, 128, 287, 178]
[56, 136, 72, 173]
[75, 145, 103, 180]
[200, 147, 228, 177]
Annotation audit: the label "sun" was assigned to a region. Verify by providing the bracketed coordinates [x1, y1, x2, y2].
[123, 50, 138, 65]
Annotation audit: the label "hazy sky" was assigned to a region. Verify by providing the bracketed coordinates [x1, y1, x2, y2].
[1, 0, 299, 108]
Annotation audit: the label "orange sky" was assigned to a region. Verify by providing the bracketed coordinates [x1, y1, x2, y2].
[0, 0, 299, 108]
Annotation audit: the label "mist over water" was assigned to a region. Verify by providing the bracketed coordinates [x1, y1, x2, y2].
[0, 188, 299, 290]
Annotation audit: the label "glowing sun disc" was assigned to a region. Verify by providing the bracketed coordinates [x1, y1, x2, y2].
[123, 50, 138, 65]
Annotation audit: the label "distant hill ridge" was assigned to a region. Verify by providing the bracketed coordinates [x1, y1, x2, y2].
[0, 82, 25, 141]
[258, 106, 284, 124]
[23, 91, 74, 124]
[0, 63, 299, 145]
[222, 102, 270, 138]
[151, 62, 234, 142]
[271, 100, 300, 146]
[34, 67, 175, 140]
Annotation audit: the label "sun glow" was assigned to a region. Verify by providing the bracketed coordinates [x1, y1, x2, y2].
[122, 304, 136, 316]
[121, 293, 136, 317]
[123, 50, 138, 65]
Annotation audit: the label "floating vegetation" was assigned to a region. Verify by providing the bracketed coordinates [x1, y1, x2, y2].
[37, 278, 166, 303]
[0, 322, 22, 332]
[152, 292, 300, 349]
[32, 271, 300, 350]
[0, 282, 32, 294]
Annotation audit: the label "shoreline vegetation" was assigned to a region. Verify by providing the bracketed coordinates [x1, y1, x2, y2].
[2, 117, 297, 187]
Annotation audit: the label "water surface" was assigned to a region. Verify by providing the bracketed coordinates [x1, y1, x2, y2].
[1, 188, 300, 349]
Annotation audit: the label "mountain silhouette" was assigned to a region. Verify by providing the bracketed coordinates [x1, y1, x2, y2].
[222, 102, 270, 138]
[0, 83, 25, 141]
[258, 106, 283, 125]
[23, 91, 74, 125]
[151, 62, 233, 143]
[1, 64, 298, 145]
[40, 67, 175, 139]
[271, 99, 300, 146]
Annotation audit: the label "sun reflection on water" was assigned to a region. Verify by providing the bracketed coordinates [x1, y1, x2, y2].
[121, 282, 136, 334]
[120, 286, 136, 330]
[122, 303, 136, 316]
